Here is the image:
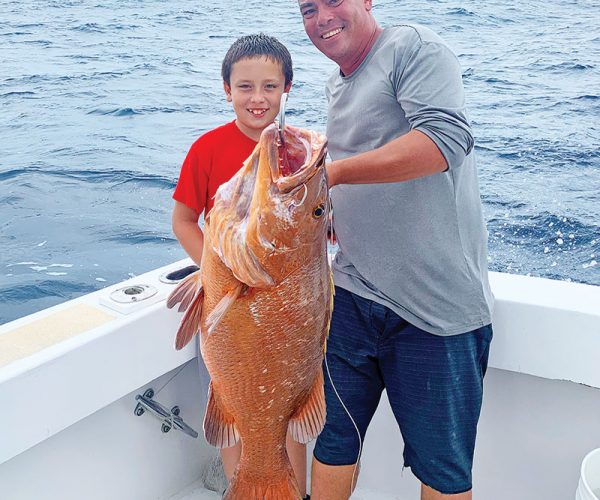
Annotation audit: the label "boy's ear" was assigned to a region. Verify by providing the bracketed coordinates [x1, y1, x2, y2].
[284, 81, 292, 93]
[223, 81, 232, 102]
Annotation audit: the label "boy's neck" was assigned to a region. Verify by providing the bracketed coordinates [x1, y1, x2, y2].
[235, 119, 263, 142]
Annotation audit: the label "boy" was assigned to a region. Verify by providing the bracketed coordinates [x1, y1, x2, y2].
[171, 34, 308, 498]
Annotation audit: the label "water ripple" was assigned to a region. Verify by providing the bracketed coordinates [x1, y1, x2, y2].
[1, 0, 599, 325]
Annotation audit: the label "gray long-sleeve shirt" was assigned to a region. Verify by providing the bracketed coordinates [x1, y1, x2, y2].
[327, 25, 493, 335]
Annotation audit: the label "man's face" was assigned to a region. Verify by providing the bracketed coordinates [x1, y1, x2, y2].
[299, 0, 374, 67]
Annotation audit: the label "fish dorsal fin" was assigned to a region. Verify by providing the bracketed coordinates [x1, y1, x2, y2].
[166, 271, 204, 350]
[204, 382, 240, 448]
[204, 283, 245, 339]
[207, 148, 274, 288]
[288, 369, 326, 444]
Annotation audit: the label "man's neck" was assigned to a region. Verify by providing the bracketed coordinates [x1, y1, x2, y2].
[340, 24, 383, 77]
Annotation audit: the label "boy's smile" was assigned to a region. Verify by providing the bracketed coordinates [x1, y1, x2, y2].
[224, 56, 292, 142]
[249, 108, 267, 118]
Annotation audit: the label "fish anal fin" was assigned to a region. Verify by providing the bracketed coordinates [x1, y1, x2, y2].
[203, 383, 240, 449]
[288, 369, 326, 444]
[205, 283, 246, 337]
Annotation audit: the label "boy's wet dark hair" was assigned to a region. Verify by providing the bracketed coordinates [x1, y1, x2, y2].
[222, 34, 293, 86]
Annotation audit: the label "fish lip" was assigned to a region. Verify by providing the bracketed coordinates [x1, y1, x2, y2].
[275, 145, 326, 193]
[264, 123, 328, 193]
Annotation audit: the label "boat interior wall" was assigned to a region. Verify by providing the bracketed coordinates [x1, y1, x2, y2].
[1, 364, 596, 500]
[330, 368, 600, 500]
[489, 272, 600, 388]
[0, 362, 219, 500]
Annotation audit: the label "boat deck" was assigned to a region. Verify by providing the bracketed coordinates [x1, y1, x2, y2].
[170, 481, 404, 500]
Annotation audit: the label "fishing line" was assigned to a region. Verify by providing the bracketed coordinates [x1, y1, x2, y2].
[154, 361, 190, 396]
[324, 192, 363, 495]
[291, 184, 308, 207]
[324, 354, 363, 496]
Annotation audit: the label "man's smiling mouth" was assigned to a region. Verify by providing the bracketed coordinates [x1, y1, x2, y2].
[322, 27, 343, 40]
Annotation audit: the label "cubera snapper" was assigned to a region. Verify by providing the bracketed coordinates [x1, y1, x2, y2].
[167, 122, 332, 499]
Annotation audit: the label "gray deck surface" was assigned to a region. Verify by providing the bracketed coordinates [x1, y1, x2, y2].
[170, 480, 404, 500]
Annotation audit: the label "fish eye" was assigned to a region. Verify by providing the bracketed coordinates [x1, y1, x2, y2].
[313, 204, 325, 218]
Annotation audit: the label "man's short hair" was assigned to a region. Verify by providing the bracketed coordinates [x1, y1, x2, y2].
[222, 34, 293, 86]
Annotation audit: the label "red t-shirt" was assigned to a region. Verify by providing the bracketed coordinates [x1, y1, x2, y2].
[173, 120, 257, 215]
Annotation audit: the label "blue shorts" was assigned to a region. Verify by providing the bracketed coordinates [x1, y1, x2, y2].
[314, 287, 493, 495]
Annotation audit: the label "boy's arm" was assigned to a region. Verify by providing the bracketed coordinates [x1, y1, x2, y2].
[172, 201, 204, 266]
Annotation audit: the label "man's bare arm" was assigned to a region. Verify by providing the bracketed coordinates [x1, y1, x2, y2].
[327, 129, 447, 187]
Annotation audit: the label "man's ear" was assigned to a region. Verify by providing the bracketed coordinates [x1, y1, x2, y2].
[223, 81, 232, 102]
[284, 81, 292, 93]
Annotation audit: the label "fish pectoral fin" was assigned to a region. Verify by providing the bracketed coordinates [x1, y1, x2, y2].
[203, 382, 240, 448]
[205, 283, 246, 337]
[228, 240, 274, 288]
[166, 269, 203, 313]
[214, 226, 274, 288]
[174, 287, 205, 350]
[168, 268, 204, 350]
[288, 369, 326, 444]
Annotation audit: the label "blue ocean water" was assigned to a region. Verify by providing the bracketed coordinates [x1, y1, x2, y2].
[1, 0, 598, 325]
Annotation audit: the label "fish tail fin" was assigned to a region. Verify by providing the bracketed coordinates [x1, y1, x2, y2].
[224, 464, 301, 500]
[288, 369, 326, 444]
[166, 269, 204, 350]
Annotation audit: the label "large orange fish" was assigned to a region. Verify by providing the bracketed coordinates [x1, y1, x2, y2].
[167, 122, 331, 499]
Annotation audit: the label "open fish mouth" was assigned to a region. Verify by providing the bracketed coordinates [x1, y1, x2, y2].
[265, 123, 327, 193]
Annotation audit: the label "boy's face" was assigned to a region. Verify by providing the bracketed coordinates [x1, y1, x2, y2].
[224, 56, 291, 142]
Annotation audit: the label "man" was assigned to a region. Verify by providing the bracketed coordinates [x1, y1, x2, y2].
[298, 1, 494, 499]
